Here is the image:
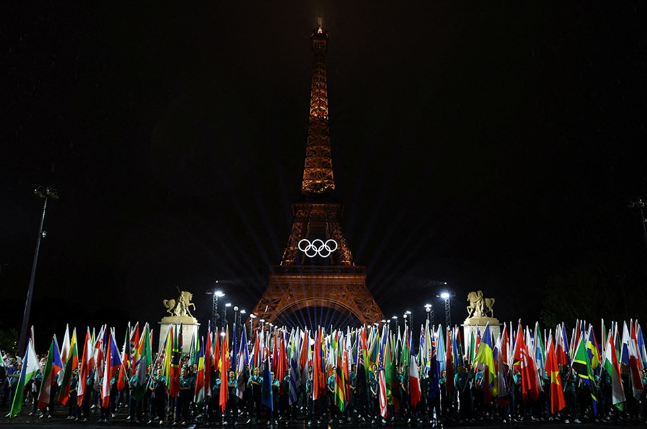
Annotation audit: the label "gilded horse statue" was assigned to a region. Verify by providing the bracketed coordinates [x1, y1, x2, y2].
[466, 290, 495, 318]
[163, 290, 196, 318]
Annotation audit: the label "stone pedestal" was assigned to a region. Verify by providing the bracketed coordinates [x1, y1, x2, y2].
[159, 316, 200, 354]
[463, 317, 502, 347]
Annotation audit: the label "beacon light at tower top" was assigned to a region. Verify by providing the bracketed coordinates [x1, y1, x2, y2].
[440, 291, 450, 300]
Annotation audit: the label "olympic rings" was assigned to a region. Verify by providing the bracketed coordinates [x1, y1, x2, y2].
[298, 238, 338, 258]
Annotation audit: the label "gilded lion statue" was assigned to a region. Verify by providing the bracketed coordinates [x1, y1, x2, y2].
[163, 290, 196, 318]
[466, 290, 495, 318]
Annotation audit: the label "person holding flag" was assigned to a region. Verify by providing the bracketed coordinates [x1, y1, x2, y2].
[148, 367, 167, 425]
[368, 364, 379, 424]
[247, 366, 262, 424]
[562, 365, 581, 424]
[207, 369, 222, 426]
[227, 369, 239, 425]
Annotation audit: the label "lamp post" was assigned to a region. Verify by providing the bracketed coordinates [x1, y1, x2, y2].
[392, 315, 398, 335]
[18, 186, 59, 354]
[439, 291, 454, 330]
[405, 310, 412, 332]
[628, 199, 647, 252]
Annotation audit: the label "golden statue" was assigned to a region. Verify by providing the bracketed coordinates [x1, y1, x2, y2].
[163, 290, 196, 318]
[466, 290, 495, 319]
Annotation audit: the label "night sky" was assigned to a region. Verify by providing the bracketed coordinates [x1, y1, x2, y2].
[2, 1, 647, 347]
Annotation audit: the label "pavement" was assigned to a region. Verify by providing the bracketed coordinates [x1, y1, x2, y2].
[0, 404, 645, 428]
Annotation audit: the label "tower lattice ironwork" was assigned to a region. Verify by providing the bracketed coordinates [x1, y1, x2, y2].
[250, 23, 384, 327]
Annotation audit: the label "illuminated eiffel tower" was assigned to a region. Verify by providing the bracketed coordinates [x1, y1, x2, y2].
[250, 21, 384, 327]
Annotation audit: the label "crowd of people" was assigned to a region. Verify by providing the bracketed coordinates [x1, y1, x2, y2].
[1, 318, 646, 426]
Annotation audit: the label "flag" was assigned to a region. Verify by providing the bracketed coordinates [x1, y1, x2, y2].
[168, 325, 182, 398]
[514, 322, 539, 401]
[134, 323, 152, 401]
[9, 328, 39, 417]
[604, 328, 625, 410]
[77, 328, 93, 407]
[219, 326, 230, 412]
[334, 348, 346, 412]
[58, 325, 71, 386]
[409, 355, 421, 408]
[474, 323, 497, 397]
[194, 336, 206, 406]
[313, 329, 325, 400]
[623, 321, 644, 399]
[495, 328, 510, 408]
[236, 326, 248, 399]
[545, 334, 566, 415]
[205, 323, 212, 396]
[289, 354, 300, 405]
[378, 340, 388, 419]
[37, 335, 63, 409]
[58, 328, 79, 405]
[101, 331, 123, 408]
[445, 328, 455, 396]
[261, 355, 273, 411]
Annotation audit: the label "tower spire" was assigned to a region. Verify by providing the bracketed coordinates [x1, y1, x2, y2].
[301, 22, 335, 196]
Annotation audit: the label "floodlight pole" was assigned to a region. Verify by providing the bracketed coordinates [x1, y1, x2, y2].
[18, 186, 58, 355]
[628, 199, 647, 252]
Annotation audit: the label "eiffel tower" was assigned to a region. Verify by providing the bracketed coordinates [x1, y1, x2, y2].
[250, 22, 384, 327]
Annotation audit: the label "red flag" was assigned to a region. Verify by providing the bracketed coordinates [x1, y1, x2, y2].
[514, 322, 539, 401]
[219, 327, 230, 412]
[77, 328, 92, 407]
[545, 334, 566, 414]
[300, 329, 309, 371]
[313, 329, 325, 400]
[409, 355, 421, 407]
[213, 328, 220, 372]
[445, 329, 455, 395]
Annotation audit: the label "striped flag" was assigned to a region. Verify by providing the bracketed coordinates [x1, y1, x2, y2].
[37, 335, 63, 410]
[10, 328, 39, 417]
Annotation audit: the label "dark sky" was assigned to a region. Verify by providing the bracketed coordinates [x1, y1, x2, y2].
[2, 1, 647, 344]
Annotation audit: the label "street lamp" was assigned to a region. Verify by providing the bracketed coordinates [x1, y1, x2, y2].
[405, 310, 412, 331]
[628, 199, 647, 252]
[18, 185, 58, 354]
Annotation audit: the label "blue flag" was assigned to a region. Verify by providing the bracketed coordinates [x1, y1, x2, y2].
[261, 357, 273, 411]
[428, 344, 440, 401]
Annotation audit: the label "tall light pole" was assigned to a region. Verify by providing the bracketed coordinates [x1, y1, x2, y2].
[439, 291, 453, 330]
[405, 310, 412, 332]
[249, 314, 256, 340]
[240, 309, 247, 344]
[207, 288, 225, 331]
[18, 185, 58, 354]
[224, 303, 231, 332]
[424, 303, 434, 326]
[628, 199, 647, 252]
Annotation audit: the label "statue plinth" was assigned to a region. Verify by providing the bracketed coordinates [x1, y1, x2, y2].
[158, 316, 199, 354]
[463, 316, 502, 346]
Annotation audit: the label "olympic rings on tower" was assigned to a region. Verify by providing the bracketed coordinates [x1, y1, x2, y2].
[298, 239, 338, 258]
